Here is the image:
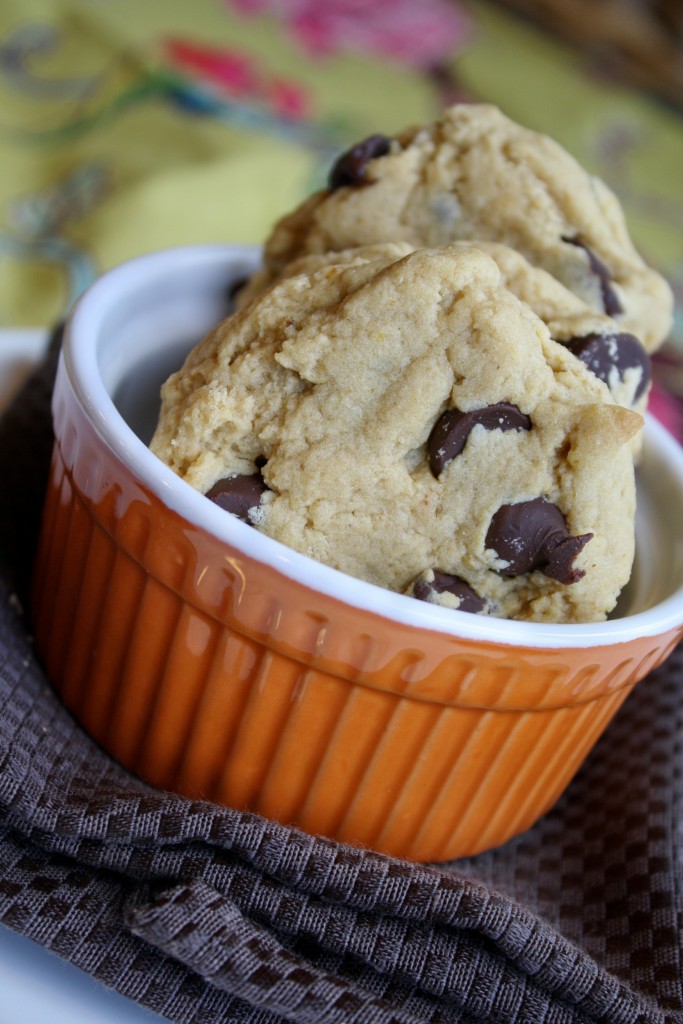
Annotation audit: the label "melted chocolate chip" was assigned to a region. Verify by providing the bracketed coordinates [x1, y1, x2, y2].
[328, 134, 392, 191]
[562, 236, 623, 316]
[206, 473, 268, 522]
[562, 332, 651, 402]
[413, 570, 486, 613]
[428, 403, 532, 477]
[486, 498, 592, 584]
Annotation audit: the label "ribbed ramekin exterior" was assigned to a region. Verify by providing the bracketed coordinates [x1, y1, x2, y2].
[32, 361, 682, 862]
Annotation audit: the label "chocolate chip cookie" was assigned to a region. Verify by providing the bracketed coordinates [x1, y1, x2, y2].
[152, 243, 640, 623]
[274, 240, 652, 415]
[239, 104, 672, 354]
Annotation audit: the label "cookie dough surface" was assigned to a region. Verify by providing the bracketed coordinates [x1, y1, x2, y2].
[241, 104, 672, 353]
[278, 240, 652, 415]
[152, 243, 640, 624]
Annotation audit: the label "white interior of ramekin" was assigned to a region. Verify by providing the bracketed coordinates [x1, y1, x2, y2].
[62, 245, 683, 649]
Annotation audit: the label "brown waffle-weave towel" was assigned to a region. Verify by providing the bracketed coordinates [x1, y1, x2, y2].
[0, 333, 682, 1024]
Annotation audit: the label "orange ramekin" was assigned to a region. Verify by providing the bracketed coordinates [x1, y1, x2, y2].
[32, 246, 683, 862]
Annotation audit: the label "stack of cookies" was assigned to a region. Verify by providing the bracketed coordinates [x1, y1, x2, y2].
[151, 105, 673, 623]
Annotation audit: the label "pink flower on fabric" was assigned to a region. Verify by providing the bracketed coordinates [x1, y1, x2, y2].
[228, 0, 471, 67]
[650, 348, 683, 442]
[163, 38, 311, 118]
[650, 382, 683, 443]
[165, 39, 258, 96]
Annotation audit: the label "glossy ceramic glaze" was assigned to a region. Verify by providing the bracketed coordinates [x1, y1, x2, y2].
[32, 246, 683, 862]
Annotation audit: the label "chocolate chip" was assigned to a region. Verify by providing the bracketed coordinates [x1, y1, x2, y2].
[428, 403, 532, 477]
[205, 473, 268, 522]
[328, 134, 392, 191]
[413, 570, 486, 613]
[562, 236, 623, 316]
[486, 498, 592, 584]
[562, 332, 651, 402]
